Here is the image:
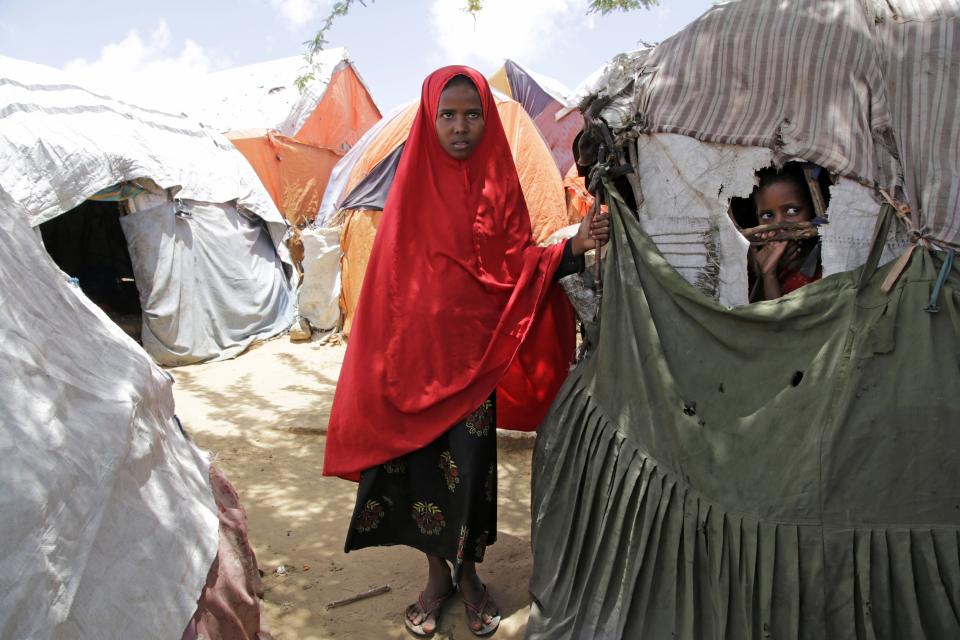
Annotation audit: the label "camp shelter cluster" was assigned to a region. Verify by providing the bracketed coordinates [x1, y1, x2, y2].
[2, 0, 960, 638]
[0, 45, 587, 638]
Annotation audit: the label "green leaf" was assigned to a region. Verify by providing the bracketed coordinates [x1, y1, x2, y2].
[587, 0, 659, 13]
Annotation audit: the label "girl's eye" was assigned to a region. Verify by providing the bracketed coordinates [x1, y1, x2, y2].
[759, 211, 773, 221]
[786, 207, 801, 216]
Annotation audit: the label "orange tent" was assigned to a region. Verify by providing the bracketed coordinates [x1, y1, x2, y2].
[201, 49, 381, 261]
[322, 96, 572, 336]
[563, 164, 594, 222]
[489, 60, 584, 175]
[225, 130, 344, 228]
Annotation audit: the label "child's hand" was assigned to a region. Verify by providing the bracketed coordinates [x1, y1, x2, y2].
[752, 242, 787, 276]
[748, 232, 803, 300]
[571, 207, 610, 257]
[749, 231, 799, 276]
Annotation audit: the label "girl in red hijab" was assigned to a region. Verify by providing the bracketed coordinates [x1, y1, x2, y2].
[324, 66, 607, 637]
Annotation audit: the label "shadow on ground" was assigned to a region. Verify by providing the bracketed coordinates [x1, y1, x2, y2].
[169, 338, 536, 640]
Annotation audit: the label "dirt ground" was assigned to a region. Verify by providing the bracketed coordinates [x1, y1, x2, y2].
[170, 335, 537, 640]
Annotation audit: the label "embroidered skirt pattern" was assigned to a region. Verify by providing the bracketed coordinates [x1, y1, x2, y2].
[345, 397, 498, 576]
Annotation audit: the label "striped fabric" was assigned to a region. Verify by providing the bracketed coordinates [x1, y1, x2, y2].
[603, 0, 960, 249]
[876, 0, 960, 246]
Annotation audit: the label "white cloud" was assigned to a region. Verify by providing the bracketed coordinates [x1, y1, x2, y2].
[429, 0, 588, 69]
[270, 0, 332, 28]
[62, 21, 229, 112]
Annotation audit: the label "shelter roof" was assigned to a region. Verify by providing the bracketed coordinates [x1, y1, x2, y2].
[0, 55, 286, 244]
[577, 0, 960, 249]
[196, 48, 352, 135]
[491, 59, 573, 109]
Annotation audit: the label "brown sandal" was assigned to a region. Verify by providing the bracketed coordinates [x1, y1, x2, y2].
[463, 584, 501, 637]
[404, 588, 456, 638]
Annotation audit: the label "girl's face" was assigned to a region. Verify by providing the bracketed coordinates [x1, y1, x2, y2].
[435, 81, 485, 160]
[754, 179, 814, 225]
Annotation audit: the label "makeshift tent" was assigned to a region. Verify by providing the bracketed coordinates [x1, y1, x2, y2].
[201, 50, 381, 235]
[527, 1, 960, 639]
[0, 56, 296, 367]
[313, 95, 573, 335]
[0, 185, 268, 639]
[489, 59, 584, 174]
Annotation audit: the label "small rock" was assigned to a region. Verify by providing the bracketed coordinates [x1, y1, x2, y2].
[289, 316, 312, 342]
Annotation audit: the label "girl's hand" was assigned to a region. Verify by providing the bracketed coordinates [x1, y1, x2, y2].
[748, 231, 801, 300]
[748, 231, 799, 276]
[571, 207, 610, 257]
[752, 241, 787, 277]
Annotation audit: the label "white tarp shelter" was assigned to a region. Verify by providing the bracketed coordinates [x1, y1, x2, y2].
[195, 47, 358, 138]
[0, 186, 219, 638]
[190, 49, 382, 335]
[528, 1, 960, 638]
[0, 56, 296, 366]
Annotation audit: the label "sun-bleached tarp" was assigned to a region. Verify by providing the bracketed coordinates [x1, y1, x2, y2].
[195, 48, 349, 135]
[0, 58, 288, 240]
[120, 199, 295, 366]
[0, 187, 219, 639]
[298, 226, 343, 331]
[0, 56, 295, 365]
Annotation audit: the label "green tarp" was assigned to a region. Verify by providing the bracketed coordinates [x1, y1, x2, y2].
[527, 192, 960, 639]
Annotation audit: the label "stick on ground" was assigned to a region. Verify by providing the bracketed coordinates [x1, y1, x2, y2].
[326, 585, 391, 610]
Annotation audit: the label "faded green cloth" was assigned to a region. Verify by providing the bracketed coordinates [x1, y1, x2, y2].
[527, 193, 960, 640]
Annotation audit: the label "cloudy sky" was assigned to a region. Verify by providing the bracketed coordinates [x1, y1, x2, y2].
[0, 0, 714, 113]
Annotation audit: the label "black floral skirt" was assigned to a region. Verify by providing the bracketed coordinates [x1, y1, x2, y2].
[344, 396, 498, 578]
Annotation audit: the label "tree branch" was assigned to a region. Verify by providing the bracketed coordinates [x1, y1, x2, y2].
[296, 0, 370, 92]
[587, 0, 659, 13]
[296, 0, 661, 90]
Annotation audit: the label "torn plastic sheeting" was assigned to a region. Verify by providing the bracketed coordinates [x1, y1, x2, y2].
[632, 134, 909, 307]
[632, 133, 766, 307]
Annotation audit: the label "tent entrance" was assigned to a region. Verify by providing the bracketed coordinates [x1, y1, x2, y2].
[39, 200, 142, 342]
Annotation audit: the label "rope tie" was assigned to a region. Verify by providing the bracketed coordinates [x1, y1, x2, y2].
[879, 188, 929, 247]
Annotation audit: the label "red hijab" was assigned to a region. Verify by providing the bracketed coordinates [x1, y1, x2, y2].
[323, 66, 574, 480]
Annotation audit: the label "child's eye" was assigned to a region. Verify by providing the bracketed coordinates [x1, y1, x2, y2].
[786, 207, 802, 216]
[759, 211, 774, 221]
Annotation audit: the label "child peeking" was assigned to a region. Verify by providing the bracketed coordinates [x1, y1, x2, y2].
[747, 164, 823, 301]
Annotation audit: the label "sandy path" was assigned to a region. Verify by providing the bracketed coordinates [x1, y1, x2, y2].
[170, 336, 536, 639]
